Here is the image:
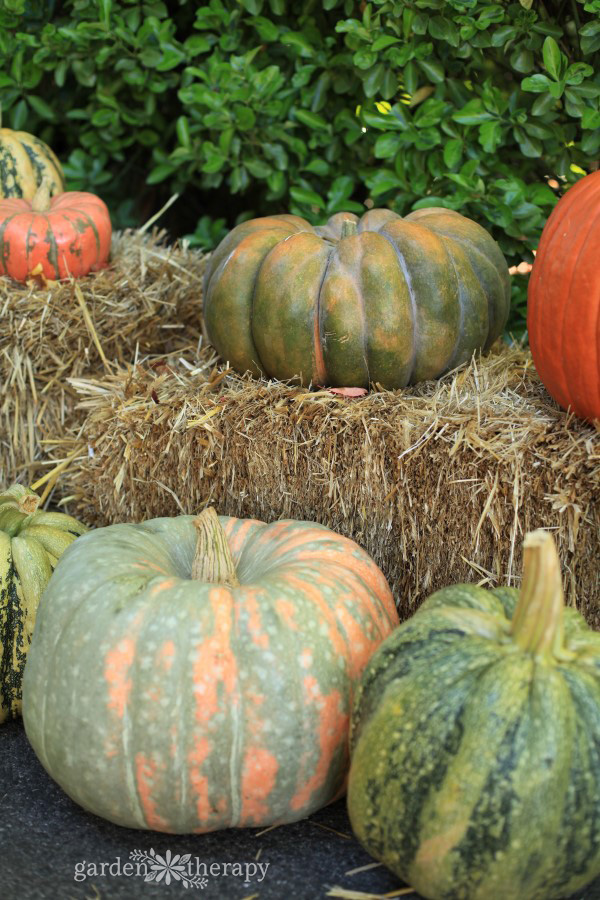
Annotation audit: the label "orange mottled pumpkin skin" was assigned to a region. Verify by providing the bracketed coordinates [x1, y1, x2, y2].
[527, 170, 600, 421]
[22, 515, 398, 833]
[0, 191, 112, 282]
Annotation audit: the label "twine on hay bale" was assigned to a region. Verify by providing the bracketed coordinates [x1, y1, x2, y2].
[56, 341, 600, 626]
[0, 229, 205, 488]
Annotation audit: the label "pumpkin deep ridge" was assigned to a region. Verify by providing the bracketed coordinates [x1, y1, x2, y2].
[313, 246, 335, 385]
[378, 227, 419, 382]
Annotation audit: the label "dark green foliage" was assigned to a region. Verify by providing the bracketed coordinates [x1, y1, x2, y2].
[1, 0, 599, 334]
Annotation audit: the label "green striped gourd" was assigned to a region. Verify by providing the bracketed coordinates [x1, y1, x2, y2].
[0, 128, 65, 201]
[347, 530, 600, 900]
[203, 208, 510, 388]
[0, 484, 88, 723]
[22, 508, 398, 831]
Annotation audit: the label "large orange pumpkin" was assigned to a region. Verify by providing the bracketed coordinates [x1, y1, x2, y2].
[0, 181, 111, 282]
[22, 509, 399, 832]
[527, 170, 600, 421]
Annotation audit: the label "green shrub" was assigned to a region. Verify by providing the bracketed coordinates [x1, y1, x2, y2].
[1, 0, 599, 333]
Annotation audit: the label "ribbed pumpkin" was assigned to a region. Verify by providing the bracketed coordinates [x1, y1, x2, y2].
[203, 208, 511, 388]
[527, 170, 600, 421]
[0, 181, 112, 281]
[0, 128, 65, 200]
[22, 509, 398, 832]
[0, 484, 88, 724]
[347, 531, 600, 900]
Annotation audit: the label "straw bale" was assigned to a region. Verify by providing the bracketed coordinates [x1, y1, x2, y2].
[57, 342, 600, 626]
[0, 229, 205, 487]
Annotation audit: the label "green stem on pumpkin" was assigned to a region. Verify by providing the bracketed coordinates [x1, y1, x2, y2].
[511, 530, 565, 657]
[30, 179, 52, 213]
[0, 484, 41, 516]
[192, 507, 240, 586]
[340, 219, 358, 239]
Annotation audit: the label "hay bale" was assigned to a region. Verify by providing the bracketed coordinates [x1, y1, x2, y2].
[59, 343, 600, 626]
[0, 229, 205, 488]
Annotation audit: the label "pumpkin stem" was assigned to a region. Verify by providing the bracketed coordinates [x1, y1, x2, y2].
[192, 507, 240, 586]
[340, 219, 358, 239]
[30, 179, 52, 213]
[511, 530, 565, 657]
[0, 484, 41, 516]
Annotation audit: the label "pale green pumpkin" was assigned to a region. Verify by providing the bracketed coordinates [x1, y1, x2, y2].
[22, 509, 398, 832]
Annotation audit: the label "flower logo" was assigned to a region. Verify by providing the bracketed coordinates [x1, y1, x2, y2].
[130, 849, 208, 888]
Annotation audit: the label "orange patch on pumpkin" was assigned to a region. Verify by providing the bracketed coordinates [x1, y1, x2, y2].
[192, 588, 238, 724]
[104, 638, 135, 718]
[290, 676, 348, 812]
[157, 639, 176, 671]
[135, 753, 169, 831]
[243, 590, 269, 648]
[240, 745, 279, 823]
[276, 597, 299, 630]
[188, 736, 213, 825]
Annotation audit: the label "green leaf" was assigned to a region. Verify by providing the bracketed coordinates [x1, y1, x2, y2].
[514, 126, 542, 157]
[304, 158, 329, 175]
[582, 107, 600, 130]
[362, 63, 385, 98]
[372, 35, 400, 51]
[452, 99, 494, 124]
[564, 63, 594, 86]
[443, 138, 462, 168]
[294, 108, 329, 130]
[290, 185, 325, 208]
[234, 105, 256, 129]
[428, 16, 459, 47]
[374, 133, 399, 159]
[478, 120, 502, 153]
[280, 32, 314, 57]
[26, 95, 56, 121]
[147, 163, 176, 184]
[245, 158, 272, 178]
[521, 74, 553, 93]
[417, 59, 444, 83]
[542, 36, 564, 81]
[176, 116, 191, 147]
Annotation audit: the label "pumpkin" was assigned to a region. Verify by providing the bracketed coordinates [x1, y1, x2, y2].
[0, 127, 65, 201]
[0, 180, 112, 282]
[0, 484, 88, 724]
[347, 530, 600, 900]
[203, 208, 510, 388]
[527, 170, 600, 421]
[22, 508, 398, 832]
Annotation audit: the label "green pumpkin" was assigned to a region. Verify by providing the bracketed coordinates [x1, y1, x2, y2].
[347, 531, 600, 900]
[203, 208, 510, 388]
[0, 484, 88, 723]
[22, 509, 398, 832]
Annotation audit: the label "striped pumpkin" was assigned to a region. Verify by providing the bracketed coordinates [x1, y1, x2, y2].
[0, 484, 88, 723]
[0, 181, 112, 281]
[22, 509, 398, 832]
[203, 208, 511, 388]
[0, 128, 65, 201]
[347, 531, 600, 900]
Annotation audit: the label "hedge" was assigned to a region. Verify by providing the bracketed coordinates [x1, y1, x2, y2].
[1, 0, 599, 333]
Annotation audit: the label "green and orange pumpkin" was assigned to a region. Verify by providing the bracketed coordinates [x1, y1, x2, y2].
[347, 530, 600, 900]
[0, 180, 112, 282]
[22, 508, 398, 832]
[527, 170, 600, 421]
[0, 127, 65, 201]
[203, 208, 511, 388]
[1, 484, 88, 723]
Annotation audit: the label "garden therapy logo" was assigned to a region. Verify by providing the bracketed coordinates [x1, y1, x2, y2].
[73, 850, 270, 887]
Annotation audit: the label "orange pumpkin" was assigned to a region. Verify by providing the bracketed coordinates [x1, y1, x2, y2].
[527, 170, 600, 421]
[0, 181, 111, 282]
